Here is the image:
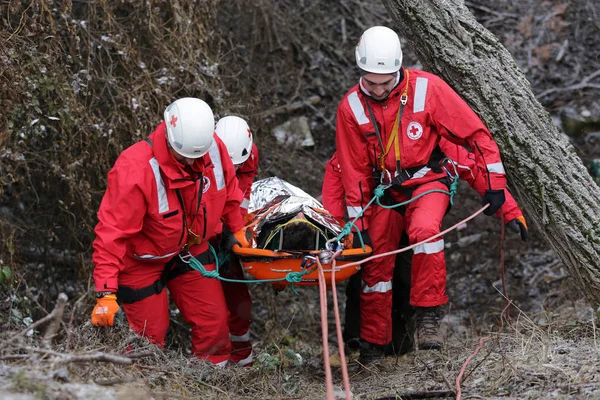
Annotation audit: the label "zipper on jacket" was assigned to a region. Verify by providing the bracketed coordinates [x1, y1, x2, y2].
[175, 189, 186, 246]
[202, 205, 207, 240]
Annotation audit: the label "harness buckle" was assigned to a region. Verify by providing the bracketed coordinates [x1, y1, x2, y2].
[178, 249, 193, 264]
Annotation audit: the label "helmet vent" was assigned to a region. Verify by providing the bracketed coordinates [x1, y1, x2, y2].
[242, 148, 249, 157]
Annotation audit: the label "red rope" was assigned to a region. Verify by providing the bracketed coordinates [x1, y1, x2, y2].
[498, 211, 512, 327]
[335, 204, 490, 272]
[455, 337, 488, 400]
[316, 257, 334, 400]
[330, 253, 352, 399]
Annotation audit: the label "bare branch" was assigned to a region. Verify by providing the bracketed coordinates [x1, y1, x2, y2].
[42, 293, 69, 348]
[2, 293, 68, 347]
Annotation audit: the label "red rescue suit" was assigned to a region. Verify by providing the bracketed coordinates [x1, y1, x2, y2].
[236, 143, 260, 215]
[322, 152, 345, 219]
[335, 68, 507, 345]
[220, 143, 259, 366]
[92, 122, 244, 365]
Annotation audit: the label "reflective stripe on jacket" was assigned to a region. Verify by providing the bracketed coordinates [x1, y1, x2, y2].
[92, 122, 244, 292]
[236, 143, 259, 215]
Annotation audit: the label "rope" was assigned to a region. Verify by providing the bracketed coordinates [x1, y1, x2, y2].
[331, 175, 460, 246]
[498, 210, 513, 327]
[186, 244, 311, 296]
[329, 253, 352, 399]
[316, 256, 334, 400]
[333, 204, 490, 271]
[455, 337, 488, 400]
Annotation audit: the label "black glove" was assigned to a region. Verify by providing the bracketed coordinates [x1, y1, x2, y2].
[482, 189, 505, 216]
[352, 230, 372, 249]
[221, 226, 241, 253]
[507, 216, 528, 242]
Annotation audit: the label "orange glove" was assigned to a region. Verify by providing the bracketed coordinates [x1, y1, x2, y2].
[91, 294, 120, 326]
[507, 215, 528, 241]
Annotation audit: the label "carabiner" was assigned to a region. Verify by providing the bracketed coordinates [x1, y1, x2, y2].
[380, 169, 392, 185]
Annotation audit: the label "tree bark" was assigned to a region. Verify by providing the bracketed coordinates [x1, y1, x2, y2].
[381, 0, 600, 308]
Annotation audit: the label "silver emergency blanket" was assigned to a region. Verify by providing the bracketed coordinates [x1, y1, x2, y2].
[246, 177, 344, 248]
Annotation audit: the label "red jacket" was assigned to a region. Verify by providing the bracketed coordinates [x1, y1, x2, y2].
[322, 152, 345, 219]
[92, 122, 244, 292]
[335, 68, 506, 230]
[236, 143, 259, 215]
[322, 145, 522, 222]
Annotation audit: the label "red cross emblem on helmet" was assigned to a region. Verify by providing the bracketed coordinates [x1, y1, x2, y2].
[170, 115, 178, 128]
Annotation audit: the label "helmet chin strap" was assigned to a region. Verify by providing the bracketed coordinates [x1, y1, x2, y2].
[359, 69, 403, 103]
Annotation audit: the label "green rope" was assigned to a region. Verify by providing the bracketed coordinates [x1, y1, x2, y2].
[377, 177, 460, 209]
[185, 244, 312, 295]
[333, 175, 460, 245]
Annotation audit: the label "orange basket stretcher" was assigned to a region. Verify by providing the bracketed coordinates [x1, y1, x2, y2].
[231, 177, 372, 291]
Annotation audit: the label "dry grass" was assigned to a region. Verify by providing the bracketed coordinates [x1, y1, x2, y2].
[1, 288, 599, 399]
[2, 0, 600, 398]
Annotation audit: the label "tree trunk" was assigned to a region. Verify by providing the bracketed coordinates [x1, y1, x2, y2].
[381, 0, 600, 308]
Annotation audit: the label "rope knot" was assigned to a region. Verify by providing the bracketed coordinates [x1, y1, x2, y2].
[374, 185, 386, 198]
[286, 272, 305, 283]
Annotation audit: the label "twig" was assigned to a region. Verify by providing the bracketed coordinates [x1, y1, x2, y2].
[42, 293, 69, 348]
[254, 95, 321, 118]
[463, 1, 518, 18]
[2, 293, 68, 347]
[374, 391, 456, 399]
[0, 354, 30, 360]
[415, 355, 455, 392]
[536, 68, 600, 99]
[21, 346, 133, 365]
[126, 351, 155, 359]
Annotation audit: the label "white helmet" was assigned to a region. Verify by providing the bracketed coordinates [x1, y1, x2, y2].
[355, 26, 402, 74]
[163, 97, 214, 159]
[215, 116, 253, 165]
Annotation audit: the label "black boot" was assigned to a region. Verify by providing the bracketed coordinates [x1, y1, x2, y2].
[359, 340, 387, 364]
[414, 306, 444, 350]
[343, 272, 362, 352]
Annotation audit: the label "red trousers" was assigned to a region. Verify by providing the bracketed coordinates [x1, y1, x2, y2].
[221, 260, 253, 366]
[360, 180, 449, 345]
[120, 260, 230, 366]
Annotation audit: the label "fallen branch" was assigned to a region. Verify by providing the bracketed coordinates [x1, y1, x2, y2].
[255, 95, 321, 118]
[21, 346, 133, 365]
[42, 293, 68, 348]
